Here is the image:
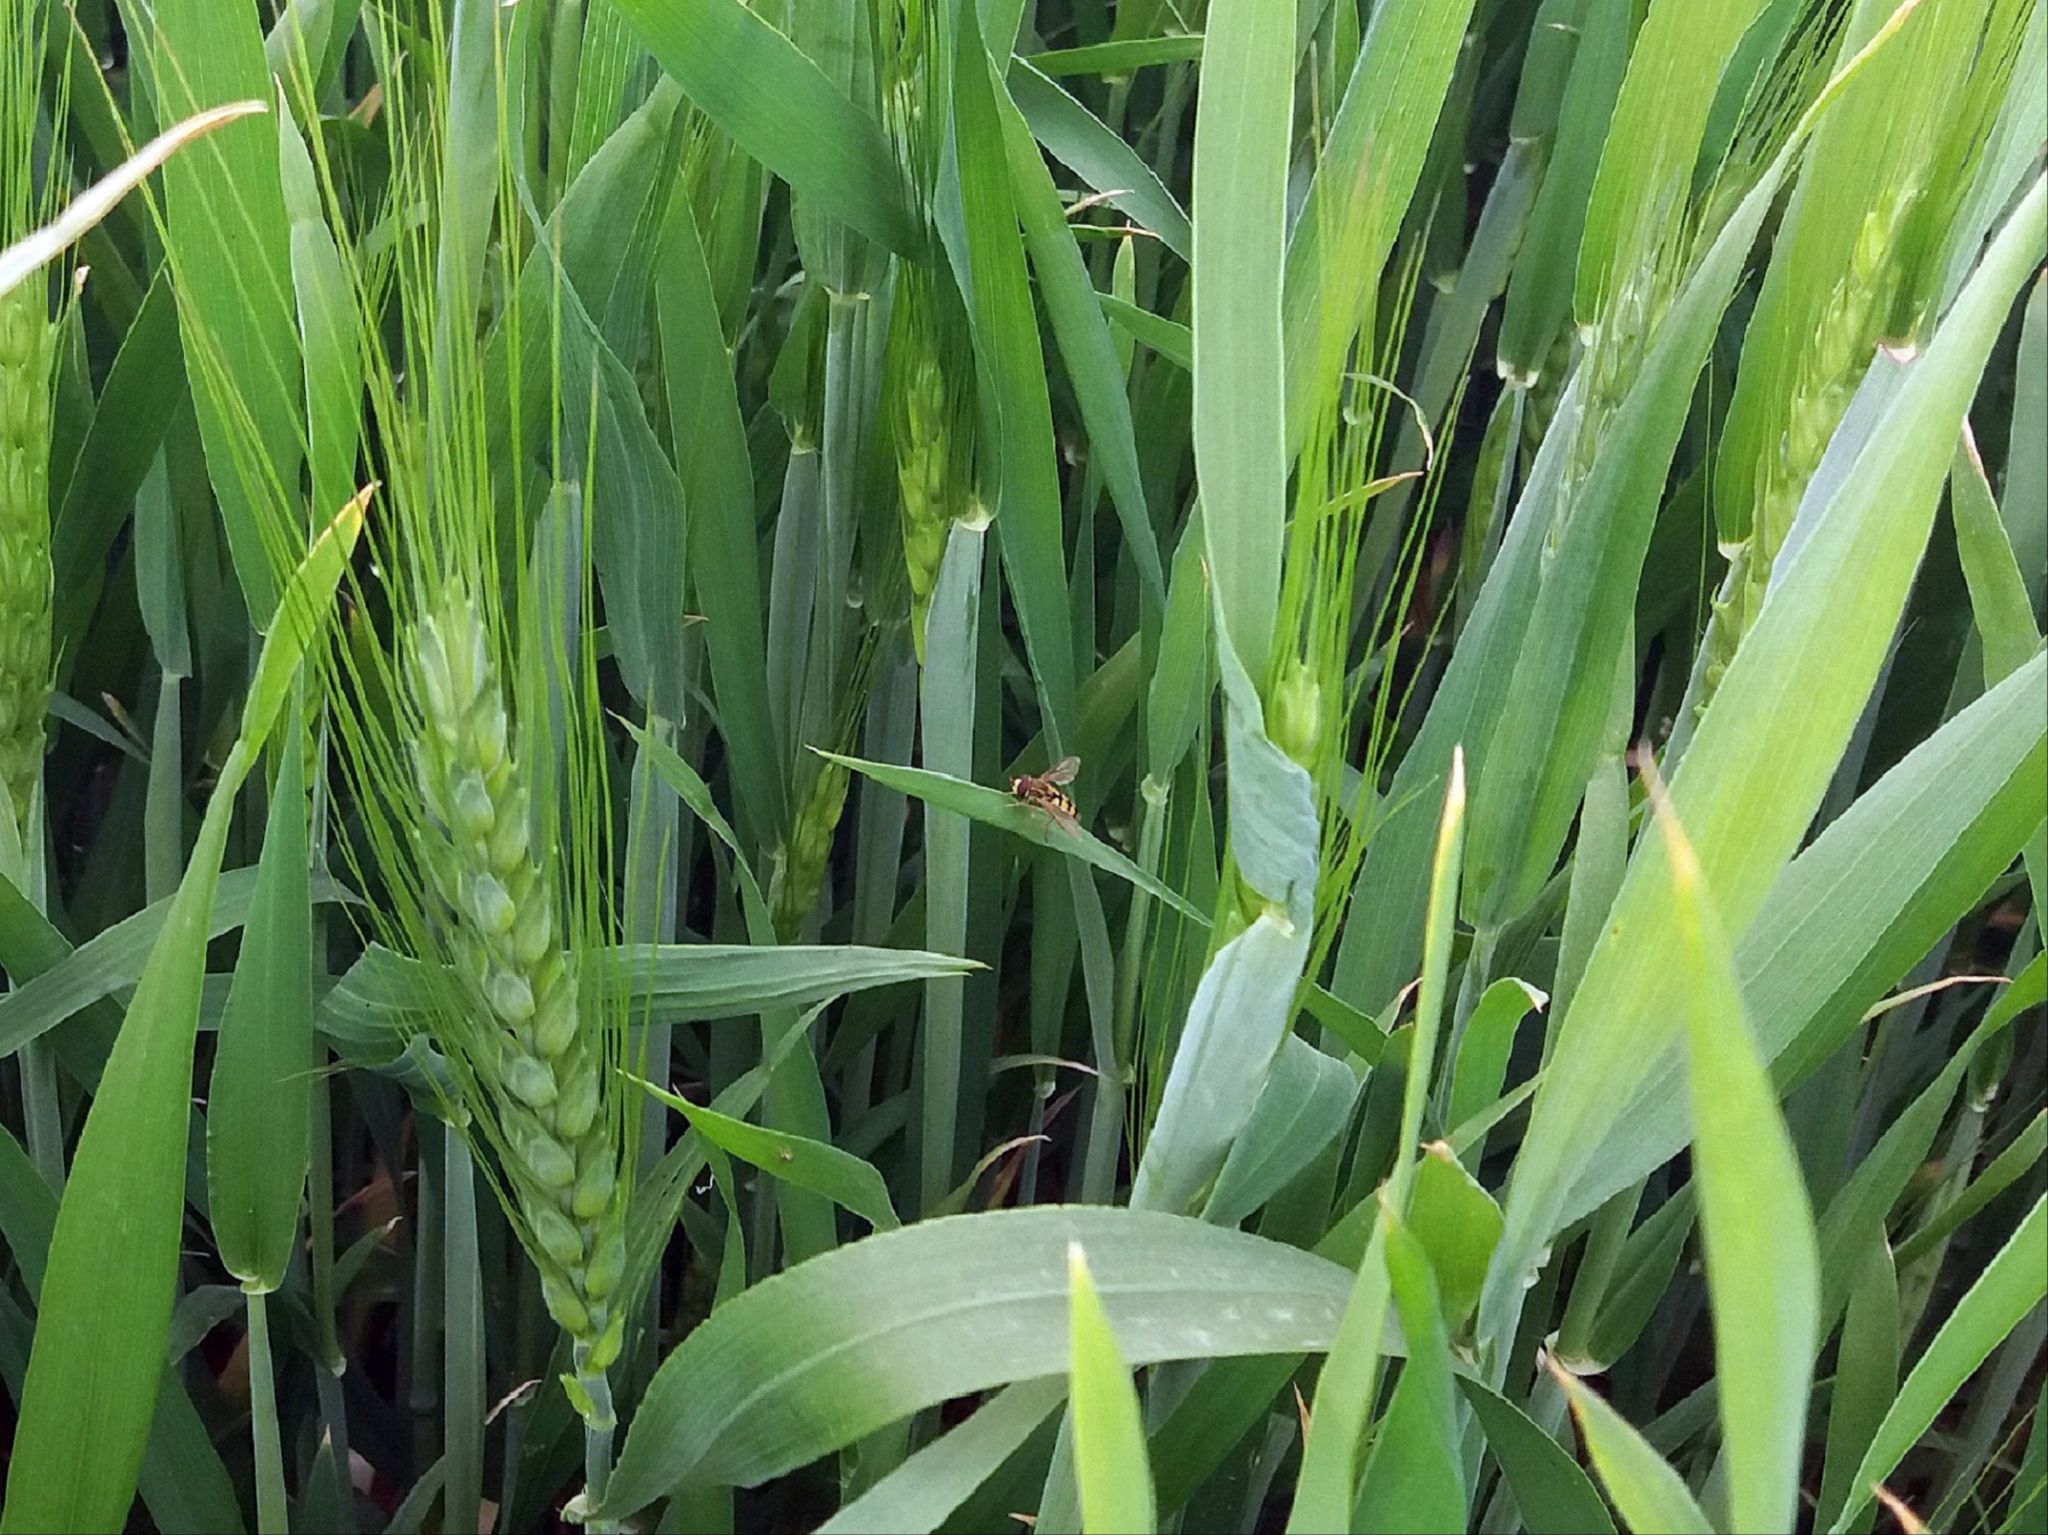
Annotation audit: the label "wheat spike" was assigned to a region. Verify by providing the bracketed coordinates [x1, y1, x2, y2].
[0, 279, 53, 840]
[409, 585, 627, 1382]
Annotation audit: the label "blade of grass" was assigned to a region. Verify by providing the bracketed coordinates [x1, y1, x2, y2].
[1006, 63, 1191, 260]
[952, 0, 1077, 737]
[1828, 1194, 2048, 1534]
[1555, 1364, 1713, 1535]
[1354, 1208, 1464, 1534]
[1024, 38, 1203, 79]
[1099, 295, 1190, 370]
[607, 0, 915, 254]
[819, 751, 1202, 920]
[1486, 175, 2047, 1355]
[0, 101, 266, 296]
[1569, 650, 2046, 1221]
[1894, 1111, 2047, 1269]
[1459, 1376, 1617, 1535]
[1067, 1243, 1156, 1534]
[920, 520, 983, 1213]
[0, 1125, 246, 1534]
[995, 86, 1164, 607]
[654, 186, 785, 844]
[1191, 0, 1291, 685]
[133, 0, 302, 619]
[1817, 1235, 1901, 1534]
[204, 688, 313, 1292]
[816, 1380, 1068, 1535]
[1280, 0, 1479, 445]
[1288, 751, 1465, 1531]
[637, 1076, 898, 1232]
[1661, 795, 1820, 1535]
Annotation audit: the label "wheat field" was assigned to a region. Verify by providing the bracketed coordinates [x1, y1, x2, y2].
[0, 0, 2043, 1531]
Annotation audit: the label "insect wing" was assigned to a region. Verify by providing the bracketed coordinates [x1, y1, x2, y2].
[1043, 798, 1083, 838]
[1041, 755, 1080, 786]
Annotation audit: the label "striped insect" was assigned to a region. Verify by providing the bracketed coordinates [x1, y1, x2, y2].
[1009, 755, 1081, 835]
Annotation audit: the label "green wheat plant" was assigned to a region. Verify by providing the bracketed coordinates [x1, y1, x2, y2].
[0, 0, 2041, 1532]
[298, 6, 642, 1520]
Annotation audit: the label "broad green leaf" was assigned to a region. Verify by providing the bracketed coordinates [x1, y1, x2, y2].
[607, 0, 915, 255]
[1665, 806, 1819, 1535]
[1068, 1244, 1156, 1534]
[1201, 1035, 1360, 1229]
[205, 692, 314, 1292]
[1829, 1194, 2048, 1533]
[0, 497, 360, 1534]
[1558, 1370, 1713, 1535]
[1144, 1200, 1380, 1513]
[316, 940, 977, 1057]
[1406, 1143, 1503, 1334]
[1131, 911, 1311, 1216]
[598, 1208, 1357, 1516]
[638, 1078, 898, 1232]
[1447, 978, 1545, 1167]
[1459, 1377, 1617, 1535]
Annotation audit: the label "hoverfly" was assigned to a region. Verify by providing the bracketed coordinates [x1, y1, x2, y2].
[1009, 755, 1081, 834]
